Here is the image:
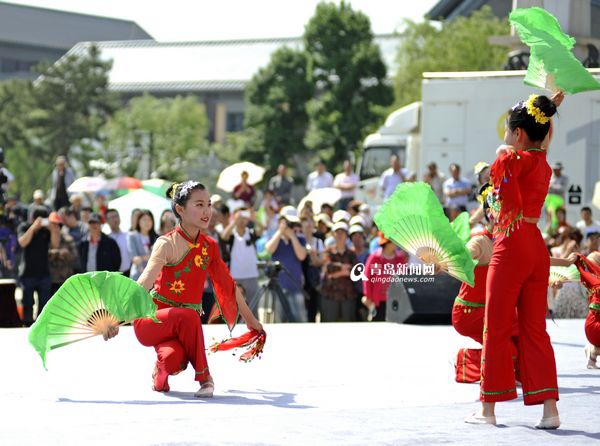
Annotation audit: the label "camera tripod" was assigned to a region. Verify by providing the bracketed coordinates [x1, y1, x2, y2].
[248, 269, 298, 323]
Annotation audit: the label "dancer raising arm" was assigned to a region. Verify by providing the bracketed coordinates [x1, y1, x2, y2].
[465, 92, 564, 429]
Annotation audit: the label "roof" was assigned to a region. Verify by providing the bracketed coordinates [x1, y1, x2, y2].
[64, 35, 403, 94]
[427, 0, 487, 20]
[0, 1, 153, 50]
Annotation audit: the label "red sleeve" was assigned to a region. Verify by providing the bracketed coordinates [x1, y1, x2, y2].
[489, 149, 527, 235]
[207, 237, 239, 332]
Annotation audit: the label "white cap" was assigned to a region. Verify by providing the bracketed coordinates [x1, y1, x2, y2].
[331, 221, 349, 233]
[33, 189, 44, 200]
[280, 205, 300, 223]
[210, 194, 222, 204]
[314, 213, 332, 228]
[349, 215, 366, 228]
[332, 210, 351, 223]
[349, 224, 365, 236]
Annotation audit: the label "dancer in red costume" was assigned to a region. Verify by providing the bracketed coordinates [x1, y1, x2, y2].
[128, 181, 262, 398]
[465, 93, 564, 428]
[573, 251, 600, 369]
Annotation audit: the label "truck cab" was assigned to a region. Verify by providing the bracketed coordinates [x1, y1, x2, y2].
[356, 102, 421, 210]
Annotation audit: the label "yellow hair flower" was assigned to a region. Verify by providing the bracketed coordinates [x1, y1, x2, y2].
[169, 183, 180, 199]
[477, 182, 493, 205]
[525, 94, 550, 125]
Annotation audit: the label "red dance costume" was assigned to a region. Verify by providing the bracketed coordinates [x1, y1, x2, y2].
[134, 226, 238, 387]
[481, 148, 558, 405]
[574, 253, 600, 347]
[452, 229, 519, 383]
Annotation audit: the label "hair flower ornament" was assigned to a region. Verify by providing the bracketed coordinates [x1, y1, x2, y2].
[525, 94, 550, 125]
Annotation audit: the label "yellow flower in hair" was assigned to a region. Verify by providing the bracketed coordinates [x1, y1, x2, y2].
[169, 183, 180, 199]
[478, 182, 493, 205]
[525, 94, 550, 125]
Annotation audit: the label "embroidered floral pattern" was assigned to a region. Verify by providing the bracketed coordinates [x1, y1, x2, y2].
[168, 280, 186, 295]
[193, 242, 210, 270]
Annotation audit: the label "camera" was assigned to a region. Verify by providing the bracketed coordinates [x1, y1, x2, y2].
[257, 260, 282, 279]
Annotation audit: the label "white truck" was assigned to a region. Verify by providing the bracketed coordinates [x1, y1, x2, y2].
[357, 70, 600, 221]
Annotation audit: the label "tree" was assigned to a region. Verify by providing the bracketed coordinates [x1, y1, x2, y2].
[0, 45, 116, 199]
[304, 1, 393, 166]
[244, 46, 313, 172]
[102, 94, 210, 181]
[394, 6, 510, 107]
[29, 44, 117, 170]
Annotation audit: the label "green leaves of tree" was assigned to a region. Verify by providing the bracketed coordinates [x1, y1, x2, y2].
[394, 6, 510, 107]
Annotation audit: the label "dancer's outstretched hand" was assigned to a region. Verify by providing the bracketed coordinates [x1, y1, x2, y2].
[103, 324, 119, 341]
[551, 91, 565, 108]
[247, 317, 263, 333]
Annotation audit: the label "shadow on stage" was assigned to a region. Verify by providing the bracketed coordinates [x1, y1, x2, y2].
[57, 389, 313, 409]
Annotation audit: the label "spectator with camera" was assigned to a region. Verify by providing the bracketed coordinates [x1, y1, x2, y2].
[265, 206, 308, 322]
[221, 207, 260, 305]
[17, 206, 57, 326]
[77, 213, 121, 273]
[58, 206, 88, 247]
[47, 211, 78, 294]
[301, 215, 324, 322]
[320, 222, 358, 322]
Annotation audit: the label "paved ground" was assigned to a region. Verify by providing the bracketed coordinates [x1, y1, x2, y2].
[2, 320, 599, 445]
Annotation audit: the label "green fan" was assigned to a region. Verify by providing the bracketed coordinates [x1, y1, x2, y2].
[29, 271, 157, 368]
[451, 211, 471, 243]
[549, 265, 581, 286]
[510, 7, 600, 94]
[545, 193, 565, 231]
[374, 182, 476, 286]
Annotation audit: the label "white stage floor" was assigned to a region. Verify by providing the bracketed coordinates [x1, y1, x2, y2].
[2, 320, 599, 445]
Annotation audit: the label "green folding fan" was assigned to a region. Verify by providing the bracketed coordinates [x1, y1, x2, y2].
[29, 271, 157, 368]
[451, 211, 471, 243]
[545, 193, 565, 231]
[510, 7, 600, 94]
[549, 264, 581, 286]
[374, 182, 476, 286]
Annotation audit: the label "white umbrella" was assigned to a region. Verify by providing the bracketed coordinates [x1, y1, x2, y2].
[108, 189, 172, 233]
[297, 187, 342, 214]
[216, 162, 265, 193]
[593, 181, 600, 210]
[67, 176, 107, 193]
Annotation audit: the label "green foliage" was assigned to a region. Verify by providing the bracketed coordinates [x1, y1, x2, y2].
[394, 6, 510, 107]
[244, 46, 313, 171]
[102, 94, 210, 181]
[0, 45, 115, 200]
[29, 45, 117, 170]
[304, 1, 393, 166]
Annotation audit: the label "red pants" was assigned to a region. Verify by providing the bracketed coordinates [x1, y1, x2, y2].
[452, 306, 485, 344]
[585, 311, 600, 347]
[482, 223, 558, 405]
[134, 308, 209, 381]
[452, 306, 520, 383]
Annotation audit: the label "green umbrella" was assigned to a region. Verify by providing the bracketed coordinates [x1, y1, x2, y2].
[510, 7, 600, 94]
[29, 272, 157, 369]
[545, 193, 565, 231]
[142, 178, 172, 197]
[374, 182, 476, 286]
